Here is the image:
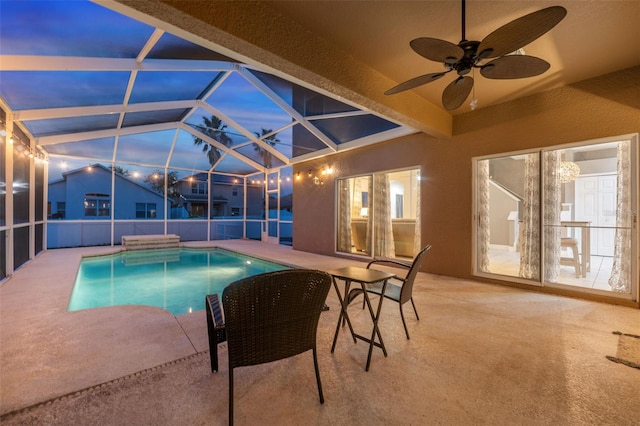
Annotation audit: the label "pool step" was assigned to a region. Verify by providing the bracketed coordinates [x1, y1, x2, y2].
[121, 234, 180, 251]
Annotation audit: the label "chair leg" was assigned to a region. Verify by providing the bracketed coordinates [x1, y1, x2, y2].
[399, 305, 410, 340]
[312, 347, 325, 404]
[571, 244, 581, 277]
[206, 301, 219, 373]
[229, 368, 234, 426]
[410, 297, 420, 321]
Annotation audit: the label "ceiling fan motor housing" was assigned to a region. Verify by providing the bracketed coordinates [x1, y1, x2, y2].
[449, 40, 480, 76]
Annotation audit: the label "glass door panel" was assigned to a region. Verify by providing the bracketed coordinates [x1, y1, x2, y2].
[337, 176, 371, 256]
[336, 168, 420, 259]
[476, 135, 637, 299]
[543, 139, 635, 294]
[476, 153, 540, 281]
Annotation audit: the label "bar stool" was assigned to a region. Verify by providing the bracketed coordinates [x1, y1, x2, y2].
[560, 237, 581, 277]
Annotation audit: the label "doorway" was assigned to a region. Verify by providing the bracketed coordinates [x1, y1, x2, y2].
[474, 135, 637, 298]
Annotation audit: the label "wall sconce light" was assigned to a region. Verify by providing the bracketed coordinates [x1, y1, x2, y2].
[297, 165, 334, 186]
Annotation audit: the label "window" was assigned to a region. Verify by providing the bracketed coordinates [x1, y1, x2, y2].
[56, 202, 66, 219]
[136, 203, 157, 219]
[474, 135, 637, 298]
[191, 182, 207, 195]
[84, 199, 97, 216]
[336, 168, 420, 259]
[84, 194, 110, 217]
[231, 207, 241, 216]
[232, 187, 238, 196]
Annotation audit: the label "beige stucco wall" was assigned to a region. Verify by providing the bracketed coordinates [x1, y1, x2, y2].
[293, 66, 640, 305]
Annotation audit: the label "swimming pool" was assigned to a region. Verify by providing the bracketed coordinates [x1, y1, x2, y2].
[68, 247, 290, 315]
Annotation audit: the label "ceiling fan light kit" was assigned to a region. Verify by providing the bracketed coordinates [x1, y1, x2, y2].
[386, 0, 567, 111]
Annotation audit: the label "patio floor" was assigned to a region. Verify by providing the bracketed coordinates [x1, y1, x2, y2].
[1, 240, 639, 425]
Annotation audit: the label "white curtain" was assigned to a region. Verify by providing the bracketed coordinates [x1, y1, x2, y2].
[608, 140, 632, 292]
[336, 179, 352, 253]
[373, 174, 395, 258]
[542, 151, 561, 282]
[477, 160, 491, 272]
[413, 171, 422, 256]
[519, 153, 540, 279]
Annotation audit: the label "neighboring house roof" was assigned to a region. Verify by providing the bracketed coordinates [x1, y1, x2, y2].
[59, 163, 167, 200]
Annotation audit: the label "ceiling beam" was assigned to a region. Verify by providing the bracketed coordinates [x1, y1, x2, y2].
[14, 100, 197, 121]
[1, 55, 236, 72]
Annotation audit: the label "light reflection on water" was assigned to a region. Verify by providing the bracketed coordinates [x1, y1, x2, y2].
[68, 248, 289, 315]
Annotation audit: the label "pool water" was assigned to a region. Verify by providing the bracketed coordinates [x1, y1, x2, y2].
[68, 247, 290, 315]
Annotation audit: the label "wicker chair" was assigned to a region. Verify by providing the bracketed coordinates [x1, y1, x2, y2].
[347, 245, 432, 340]
[205, 269, 332, 425]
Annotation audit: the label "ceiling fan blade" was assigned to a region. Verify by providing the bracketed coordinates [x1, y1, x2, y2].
[480, 55, 550, 79]
[442, 76, 473, 111]
[384, 72, 447, 95]
[410, 37, 464, 63]
[477, 6, 567, 59]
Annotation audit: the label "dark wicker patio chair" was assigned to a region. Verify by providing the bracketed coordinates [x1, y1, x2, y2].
[347, 245, 432, 339]
[206, 269, 332, 425]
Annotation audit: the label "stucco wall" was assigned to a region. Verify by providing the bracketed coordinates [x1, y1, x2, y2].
[293, 66, 640, 285]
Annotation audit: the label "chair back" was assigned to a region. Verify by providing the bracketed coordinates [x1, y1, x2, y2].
[399, 245, 432, 304]
[222, 269, 331, 369]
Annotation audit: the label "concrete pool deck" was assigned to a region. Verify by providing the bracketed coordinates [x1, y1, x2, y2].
[1, 240, 639, 424]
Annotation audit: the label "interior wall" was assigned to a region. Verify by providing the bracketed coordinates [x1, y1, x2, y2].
[293, 66, 640, 291]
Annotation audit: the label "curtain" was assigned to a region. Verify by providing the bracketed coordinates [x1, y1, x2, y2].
[608, 140, 632, 292]
[364, 178, 372, 255]
[519, 153, 540, 279]
[373, 174, 395, 258]
[413, 171, 422, 256]
[477, 160, 491, 272]
[336, 178, 352, 253]
[542, 151, 561, 282]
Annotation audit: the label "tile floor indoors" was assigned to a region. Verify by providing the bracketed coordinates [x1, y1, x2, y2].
[488, 247, 615, 291]
[1, 240, 639, 425]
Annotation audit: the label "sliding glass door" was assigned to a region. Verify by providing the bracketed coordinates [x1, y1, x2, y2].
[474, 135, 638, 298]
[337, 168, 420, 259]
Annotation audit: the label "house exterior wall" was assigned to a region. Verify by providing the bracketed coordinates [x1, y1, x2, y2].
[114, 176, 167, 220]
[47, 180, 66, 218]
[293, 66, 640, 302]
[48, 166, 167, 220]
[64, 166, 113, 220]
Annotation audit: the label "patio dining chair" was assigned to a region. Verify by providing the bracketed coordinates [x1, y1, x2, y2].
[347, 245, 432, 340]
[205, 269, 332, 425]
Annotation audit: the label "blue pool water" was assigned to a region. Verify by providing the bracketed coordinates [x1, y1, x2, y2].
[68, 248, 290, 315]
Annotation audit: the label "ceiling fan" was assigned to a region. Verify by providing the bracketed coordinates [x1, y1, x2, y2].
[385, 0, 567, 111]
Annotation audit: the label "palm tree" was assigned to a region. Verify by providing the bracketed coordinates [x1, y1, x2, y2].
[254, 128, 280, 169]
[192, 115, 233, 166]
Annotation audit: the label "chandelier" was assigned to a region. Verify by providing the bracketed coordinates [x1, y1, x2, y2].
[559, 161, 580, 183]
